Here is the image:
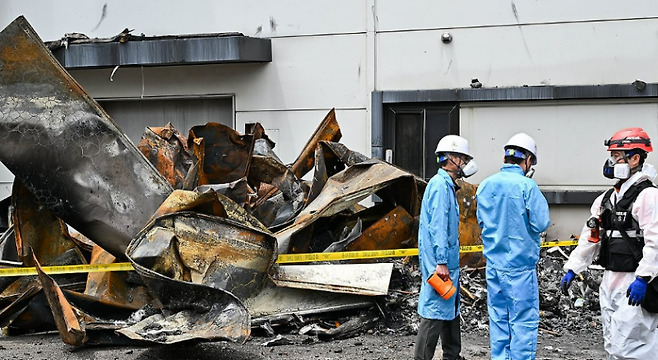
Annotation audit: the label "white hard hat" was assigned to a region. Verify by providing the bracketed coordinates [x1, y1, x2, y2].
[435, 135, 472, 159]
[504, 133, 537, 165]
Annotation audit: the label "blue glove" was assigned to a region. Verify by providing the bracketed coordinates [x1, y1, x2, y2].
[560, 270, 576, 295]
[627, 277, 648, 306]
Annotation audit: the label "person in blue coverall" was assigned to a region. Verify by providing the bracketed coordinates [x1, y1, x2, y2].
[415, 135, 478, 360]
[475, 133, 550, 360]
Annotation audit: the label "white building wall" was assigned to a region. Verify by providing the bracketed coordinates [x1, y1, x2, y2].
[460, 101, 658, 239]
[2, 1, 658, 239]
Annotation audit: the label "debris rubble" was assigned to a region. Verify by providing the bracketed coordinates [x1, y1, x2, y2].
[0, 15, 602, 350]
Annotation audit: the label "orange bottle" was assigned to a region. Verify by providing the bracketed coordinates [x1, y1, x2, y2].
[427, 271, 457, 300]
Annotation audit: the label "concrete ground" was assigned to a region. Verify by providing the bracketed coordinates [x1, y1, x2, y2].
[0, 328, 606, 360]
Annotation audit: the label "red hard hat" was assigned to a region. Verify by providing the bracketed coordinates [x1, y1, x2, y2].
[605, 127, 653, 153]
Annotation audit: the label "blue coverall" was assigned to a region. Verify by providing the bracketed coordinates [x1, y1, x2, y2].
[418, 168, 461, 321]
[476, 164, 550, 360]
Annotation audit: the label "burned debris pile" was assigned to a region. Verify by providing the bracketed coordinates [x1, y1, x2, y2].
[0, 15, 423, 348]
[0, 15, 602, 349]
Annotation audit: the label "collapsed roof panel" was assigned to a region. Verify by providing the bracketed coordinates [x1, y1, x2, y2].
[0, 16, 173, 260]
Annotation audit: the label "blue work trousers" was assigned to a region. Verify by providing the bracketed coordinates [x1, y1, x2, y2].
[486, 267, 539, 360]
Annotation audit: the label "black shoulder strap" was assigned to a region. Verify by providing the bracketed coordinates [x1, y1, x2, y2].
[617, 179, 655, 210]
[601, 188, 615, 210]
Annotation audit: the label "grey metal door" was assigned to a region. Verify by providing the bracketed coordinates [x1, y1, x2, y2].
[384, 103, 459, 181]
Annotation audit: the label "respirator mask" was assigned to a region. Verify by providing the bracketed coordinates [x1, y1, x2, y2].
[460, 160, 478, 178]
[439, 153, 478, 178]
[602, 157, 630, 180]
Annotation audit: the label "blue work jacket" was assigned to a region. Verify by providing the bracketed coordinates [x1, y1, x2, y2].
[476, 164, 551, 271]
[417, 169, 461, 320]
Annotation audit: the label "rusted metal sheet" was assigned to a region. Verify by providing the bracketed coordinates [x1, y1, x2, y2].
[455, 179, 484, 267]
[307, 141, 369, 205]
[276, 160, 419, 254]
[250, 153, 305, 229]
[151, 189, 267, 232]
[0, 17, 173, 260]
[35, 259, 139, 346]
[127, 212, 276, 301]
[34, 257, 86, 346]
[320, 141, 369, 167]
[149, 189, 228, 222]
[290, 109, 342, 179]
[196, 177, 249, 207]
[345, 206, 414, 252]
[0, 248, 87, 334]
[12, 180, 77, 266]
[187, 123, 255, 185]
[250, 122, 276, 149]
[271, 263, 393, 296]
[0, 248, 87, 301]
[138, 123, 192, 189]
[247, 137, 305, 229]
[84, 245, 154, 309]
[119, 261, 251, 344]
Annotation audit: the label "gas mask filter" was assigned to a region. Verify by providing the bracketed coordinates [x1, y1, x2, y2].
[602, 157, 630, 180]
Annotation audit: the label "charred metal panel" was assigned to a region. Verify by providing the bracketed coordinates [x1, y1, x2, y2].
[84, 246, 155, 310]
[52, 36, 272, 69]
[188, 123, 255, 185]
[127, 212, 276, 301]
[321, 141, 369, 167]
[118, 261, 250, 344]
[149, 190, 228, 223]
[196, 178, 249, 208]
[138, 123, 191, 190]
[290, 109, 342, 179]
[116, 294, 249, 344]
[0, 248, 87, 334]
[52, 42, 119, 69]
[276, 160, 419, 254]
[12, 180, 77, 266]
[0, 226, 19, 264]
[249, 154, 305, 228]
[0, 17, 173, 259]
[346, 206, 413, 252]
[35, 258, 86, 346]
[308, 141, 369, 204]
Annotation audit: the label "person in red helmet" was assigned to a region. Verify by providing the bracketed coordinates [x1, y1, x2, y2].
[560, 127, 658, 359]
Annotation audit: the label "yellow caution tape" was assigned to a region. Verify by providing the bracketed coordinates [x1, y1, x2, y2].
[0, 262, 135, 277]
[276, 239, 579, 263]
[0, 239, 580, 275]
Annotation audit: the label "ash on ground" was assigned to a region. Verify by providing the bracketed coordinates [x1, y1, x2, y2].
[374, 245, 602, 339]
[251, 245, 603, 344]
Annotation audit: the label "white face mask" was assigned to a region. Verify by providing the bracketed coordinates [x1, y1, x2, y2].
[614, 163, 631, 179]
[461, 160, 478, 178]
[525, 167, 535, 178]
[604, 157, 631, 180]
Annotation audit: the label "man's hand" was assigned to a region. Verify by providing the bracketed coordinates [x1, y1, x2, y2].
[560, 270, 576, 295]
[435, 264, 450, 281]
[627, 276, 648, 306]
